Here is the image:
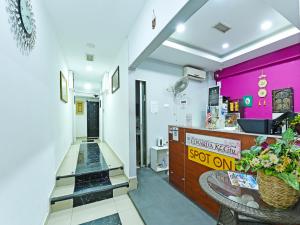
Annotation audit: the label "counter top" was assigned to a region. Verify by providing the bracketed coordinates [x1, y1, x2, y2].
[169, 125, 282, 139]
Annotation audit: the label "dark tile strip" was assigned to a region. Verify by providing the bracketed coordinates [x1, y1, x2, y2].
[51, 182, 129, 204]
[80, 213, 122, 225]
[75, 143, 109, 175]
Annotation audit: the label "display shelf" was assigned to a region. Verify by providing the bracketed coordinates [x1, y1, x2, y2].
[150, 146, 169, 172]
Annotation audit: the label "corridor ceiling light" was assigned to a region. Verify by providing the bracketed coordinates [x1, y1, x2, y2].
[261, 21, 272, 31]
[176, 23, 185, 33]
[222, 43, 229, 49]
[84, 83, 92, 90]
[86, 65, 93, 72]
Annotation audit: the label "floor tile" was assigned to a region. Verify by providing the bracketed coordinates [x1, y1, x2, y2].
[71, 199, 116, 225]
[113, 195, 136, 213]
[98, 143, 123, 169]
[46, 208, 72, 225]
[52, 184, 74, 198]
[110, 175, 128, 185]
[57, 145, 80, 177]
[119, 209, 144, 225]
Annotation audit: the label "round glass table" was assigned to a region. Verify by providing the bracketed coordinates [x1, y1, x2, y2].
[199, 170, 300, 225]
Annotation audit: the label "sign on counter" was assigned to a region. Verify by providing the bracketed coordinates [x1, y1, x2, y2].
[188, 147, 235, 171]
[186, 133, 241, 159]
[169, 127, 179, 141]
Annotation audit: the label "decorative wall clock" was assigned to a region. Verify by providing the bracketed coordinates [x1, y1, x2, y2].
[6, 0, 36, 55]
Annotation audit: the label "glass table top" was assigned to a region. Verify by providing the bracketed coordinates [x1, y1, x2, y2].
[200, 170, 300, 224]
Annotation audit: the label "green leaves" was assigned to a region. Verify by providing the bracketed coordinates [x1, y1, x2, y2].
[282, 128, 296, 146]
[255, 135, 267, 145]
[269, 142, 283, 155]
[237, 129, 300, 190]
[250, 145, 262, 155]
[277, 173, 300, 191]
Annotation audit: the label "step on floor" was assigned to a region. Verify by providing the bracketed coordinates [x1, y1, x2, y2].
[51, 142, 129, 212]
[46, 195, 144, 225]
[51, 174, 129, 212]
[56, 142, 124, 182]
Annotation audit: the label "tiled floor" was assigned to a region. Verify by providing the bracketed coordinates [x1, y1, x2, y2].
[46, 195, 144, 225]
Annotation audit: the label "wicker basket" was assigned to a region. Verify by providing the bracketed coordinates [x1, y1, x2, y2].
[257, 170, 299, 208]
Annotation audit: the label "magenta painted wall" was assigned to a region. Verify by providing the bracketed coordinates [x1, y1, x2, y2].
[217, 44, 300, 119]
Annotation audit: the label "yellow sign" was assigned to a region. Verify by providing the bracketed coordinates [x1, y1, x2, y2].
[188, 146, 235, 171]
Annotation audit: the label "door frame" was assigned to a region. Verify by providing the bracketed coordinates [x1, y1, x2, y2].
[86, 100, 100, 138]
[135, 80, 147, 167]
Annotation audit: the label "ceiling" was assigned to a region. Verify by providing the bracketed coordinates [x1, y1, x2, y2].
[44, 0, 146, 92]
[150, 0, 300, 71]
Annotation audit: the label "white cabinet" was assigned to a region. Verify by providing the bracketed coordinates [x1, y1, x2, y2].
[150, 146, 169, 172]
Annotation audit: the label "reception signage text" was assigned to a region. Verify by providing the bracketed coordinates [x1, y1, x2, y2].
[188, 147, 235, 171]
[186, 133, 241, 159]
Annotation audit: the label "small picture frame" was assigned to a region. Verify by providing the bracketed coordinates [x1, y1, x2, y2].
[60, 71, 68, 103]
[76, 101, 84, 115]
[112, 66, 120, 94]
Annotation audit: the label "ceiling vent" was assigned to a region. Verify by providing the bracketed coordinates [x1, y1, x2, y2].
[213, 22, 231, 33]
[86, 54, 94, 62]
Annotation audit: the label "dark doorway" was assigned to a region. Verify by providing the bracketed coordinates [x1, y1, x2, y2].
[136, 80, 147, 168]
[87, 101, 99, 138]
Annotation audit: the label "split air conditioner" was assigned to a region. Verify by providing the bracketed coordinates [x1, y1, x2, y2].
[183, 66, 206, 81]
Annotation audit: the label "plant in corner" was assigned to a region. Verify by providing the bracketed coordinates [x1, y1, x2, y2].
[290, 114, 300, 135]
[236, 128, 300, 208]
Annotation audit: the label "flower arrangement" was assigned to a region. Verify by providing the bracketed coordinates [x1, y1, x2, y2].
[290, 114, 300, 134]
[236, 128, 300, 191]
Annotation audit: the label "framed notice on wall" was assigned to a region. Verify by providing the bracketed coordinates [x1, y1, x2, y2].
[208, 86, 220, 106]
[272, 88, 294, 113]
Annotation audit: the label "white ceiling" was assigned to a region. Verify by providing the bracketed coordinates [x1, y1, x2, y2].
[150, 0, 300, 71]
[171, 0, 291, 56]
[44, 0, 146, 90]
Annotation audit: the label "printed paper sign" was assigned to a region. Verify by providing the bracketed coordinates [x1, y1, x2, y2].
[186, 133, 241, 159]
[172, 127, 179, 141]
[188, 147, 235, 171]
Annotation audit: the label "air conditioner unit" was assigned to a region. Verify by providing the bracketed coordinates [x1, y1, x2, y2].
[183, 66, 206, 81]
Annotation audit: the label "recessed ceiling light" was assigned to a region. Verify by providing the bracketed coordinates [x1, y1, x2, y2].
[84, 83, 92, 90]
[86, 65, 93, 72]
[176, 23, 185, 33]
[222, 43, 229, 49]
[261, 21, 272, 31]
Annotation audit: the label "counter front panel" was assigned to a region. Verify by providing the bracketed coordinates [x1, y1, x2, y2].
[168, 126, 277, 218]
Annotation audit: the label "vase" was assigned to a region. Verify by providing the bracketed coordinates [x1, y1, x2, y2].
[257, 170, 299, 208]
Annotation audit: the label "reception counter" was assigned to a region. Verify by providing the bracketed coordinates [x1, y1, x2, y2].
[168, 126, 278, 218]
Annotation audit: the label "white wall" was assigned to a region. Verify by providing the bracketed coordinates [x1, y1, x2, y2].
[0, 1, 73, 225]
[75, 98, 87, 138]
[129, 59, 215, 166]
[128, 0, 189, 66]
[102, 42, 131, 177]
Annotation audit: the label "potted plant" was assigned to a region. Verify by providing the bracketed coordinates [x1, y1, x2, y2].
[290, 114, 300, 135]
[236, 128, 300, 208]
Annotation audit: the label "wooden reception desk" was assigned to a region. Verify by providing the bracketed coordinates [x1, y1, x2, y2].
[168, 126, 278, 218]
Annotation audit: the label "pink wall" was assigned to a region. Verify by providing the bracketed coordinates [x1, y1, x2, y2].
[216, 44, 300, 119]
